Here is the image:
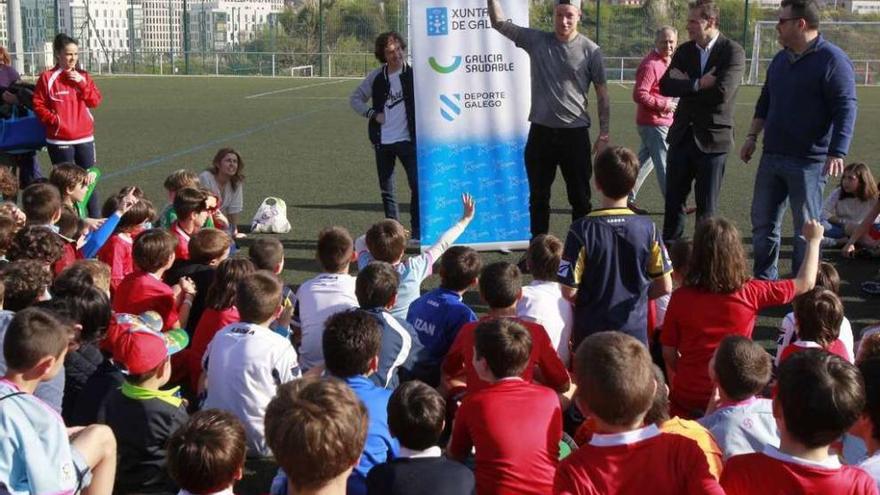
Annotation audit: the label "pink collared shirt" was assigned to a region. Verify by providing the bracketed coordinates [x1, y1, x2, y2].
[633, 49, 674, 127]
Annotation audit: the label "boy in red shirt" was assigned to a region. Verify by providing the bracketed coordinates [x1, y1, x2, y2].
[113, 228, 196, 330]
[442, 261, 570, 396]
[554, 331, 723, 495]
[447, 318, 562, 495]
[170, 187, 212, 262]
[97, 188, 155, 293]
[20, 183, 75, 274]
[721, 349, 876, 494]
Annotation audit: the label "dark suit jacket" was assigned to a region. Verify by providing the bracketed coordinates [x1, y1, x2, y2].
[659, 34, 745, 154]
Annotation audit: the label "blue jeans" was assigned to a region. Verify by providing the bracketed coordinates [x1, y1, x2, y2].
[751, 153, 827, 280]
[631, 125, 668, 201]
[375, 140, 419, 238]
[48, 141, 99, 218]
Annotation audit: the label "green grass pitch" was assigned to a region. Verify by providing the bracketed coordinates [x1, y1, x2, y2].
[68, 75, 880, 344]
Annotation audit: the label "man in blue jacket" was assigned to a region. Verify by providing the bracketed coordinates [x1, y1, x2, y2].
[742, 0, 857, 280]
[350, 32, 419, 240]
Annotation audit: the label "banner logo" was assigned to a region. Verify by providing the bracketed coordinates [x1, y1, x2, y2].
[439, 94, 462, 122]
[426, 8, 449, 36]
[429, 56, 462, 74]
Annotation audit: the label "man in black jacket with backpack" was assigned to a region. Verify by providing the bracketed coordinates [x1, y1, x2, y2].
[350, 32, 419, 241]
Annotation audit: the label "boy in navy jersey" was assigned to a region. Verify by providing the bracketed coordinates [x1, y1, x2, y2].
[406, 246, 481, 387]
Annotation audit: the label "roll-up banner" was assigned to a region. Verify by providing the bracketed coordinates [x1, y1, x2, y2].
[411, 0, 532, 250]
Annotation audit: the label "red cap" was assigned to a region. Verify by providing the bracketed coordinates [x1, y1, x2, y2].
[111, 312, 189, 375]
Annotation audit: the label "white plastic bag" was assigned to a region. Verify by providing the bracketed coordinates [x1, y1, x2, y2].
[251, 197, 291, 233]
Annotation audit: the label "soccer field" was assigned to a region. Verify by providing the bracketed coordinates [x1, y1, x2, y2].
[65, 75, 880, 343]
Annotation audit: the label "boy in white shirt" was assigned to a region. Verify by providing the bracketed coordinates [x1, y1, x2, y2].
[515, 234, 574, 366]
[295, 227, 358, 372]
[202, 271, 301, 457]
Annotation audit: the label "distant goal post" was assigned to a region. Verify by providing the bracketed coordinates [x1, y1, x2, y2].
[748, 20, 880, 85]
[290, 65, 314, 77]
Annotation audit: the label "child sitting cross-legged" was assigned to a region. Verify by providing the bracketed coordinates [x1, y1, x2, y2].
[97, 312, 190, 494]
[367, 380, 475, 495]
[97, 187, 155, 293]
[112, 228, 197, 331]
[721, 350, 876, 494]
[0, 307, 117, 495]
[442, 261, 569, 396]
[555, 331, 723, 494]
[202, 271, 301, 457]
[265, 377, 369, 495]
[406, 245, 481, 387]
[447, 318, 562, 495]
[294, 227, 359, 373]
[777, 288, 850, 364]
[166, 409, 247, 495]
[700, 336, 779, 460]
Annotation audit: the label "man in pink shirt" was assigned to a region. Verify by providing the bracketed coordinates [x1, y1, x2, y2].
[630, 26, 678, 213]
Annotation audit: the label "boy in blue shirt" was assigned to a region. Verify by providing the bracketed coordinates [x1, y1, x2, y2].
[406, 246, 481, 387]
[356, 261, 424, 389]
[0, 308, 116, 495]
[323, 309, 399, 495]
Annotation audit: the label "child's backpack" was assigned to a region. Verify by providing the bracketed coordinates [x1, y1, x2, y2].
[251, 197, 291, 234]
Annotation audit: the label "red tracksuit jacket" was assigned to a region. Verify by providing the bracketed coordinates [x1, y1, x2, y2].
[32, 67, 102, 145]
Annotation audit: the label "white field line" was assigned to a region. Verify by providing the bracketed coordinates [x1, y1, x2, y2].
[245, 79, 348, 99]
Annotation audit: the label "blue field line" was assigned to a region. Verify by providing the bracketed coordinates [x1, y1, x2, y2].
[104, 105, 335, 179]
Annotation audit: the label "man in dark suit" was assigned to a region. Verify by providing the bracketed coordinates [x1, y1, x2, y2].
[659, 0, 745, 241]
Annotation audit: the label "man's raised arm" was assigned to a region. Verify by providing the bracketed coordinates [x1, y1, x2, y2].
[488, 0, 505, 29]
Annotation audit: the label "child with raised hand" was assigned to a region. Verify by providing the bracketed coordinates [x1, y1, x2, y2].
[406, 245, 481, 386]
[265, 377, 368, 495]
[777, 288, 849, 363]
[555, 332, 723, 494]
[821, 162, 879, 248]
[367, 381, 475, 495]
[97, 186, 155, 293]
[776, 262, 854, 365]
[701, 336, 779, 459]
[661, 217, 823, 419]
[516, 234, 573, 367]
[167, 409, 247, 495]
[447, 318, 562, 495]
[0, 308, 117, 495]
[356, 193, 475, 320]
[721, 350, 875, 494]
[186, 258, 255, 391]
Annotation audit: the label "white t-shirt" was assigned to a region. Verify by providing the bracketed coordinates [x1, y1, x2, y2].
[199, 170, 244, 215]
[516, 280, 574, 367]
[776, 311, 854, 366]
[380, 69, 409, 145]
[295, 273, 359, 371]
[202, 322, 300, 457]
[860, 452, 880, 492]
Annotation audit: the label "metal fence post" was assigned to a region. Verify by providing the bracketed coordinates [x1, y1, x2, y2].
[272, 53, 276, 77]
[215, 53, 219, 75]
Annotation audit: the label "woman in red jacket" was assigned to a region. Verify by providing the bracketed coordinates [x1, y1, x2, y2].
[33, 33, 102, 217]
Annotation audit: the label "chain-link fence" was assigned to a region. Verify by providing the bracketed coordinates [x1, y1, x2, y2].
[3, 0, 880, 83]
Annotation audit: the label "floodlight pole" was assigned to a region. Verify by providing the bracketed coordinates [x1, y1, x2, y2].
[183, 0, 189, 74]
[595, 0, 600, 45]
[742, 0, 750, 49]
[318, 0, 324, 76]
